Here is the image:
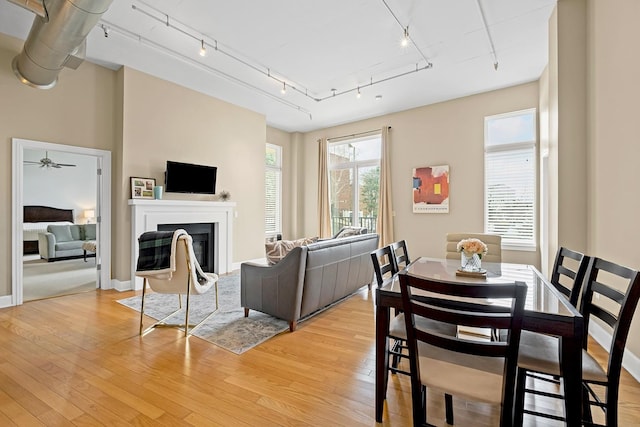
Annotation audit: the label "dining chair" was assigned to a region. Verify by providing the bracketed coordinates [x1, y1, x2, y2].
[512, 247, 590, 411]
[370, 246, 457, 424]
[371, 245, 397, 289]
[548, 246, 591, 308]
[398, 269, 527, 427]
[136, 229, 219, 336]
[445, 232, 502, 263]
[515, 257, 640, 426]
[390, 239, 410, 270]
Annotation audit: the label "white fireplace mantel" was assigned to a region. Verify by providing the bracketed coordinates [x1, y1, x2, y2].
[129, 199, 235, 290]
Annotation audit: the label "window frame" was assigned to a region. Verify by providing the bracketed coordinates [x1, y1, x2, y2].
[327, 134, 381, 235]
[265, 143, 282, 238]
[484, 108, 537, 251]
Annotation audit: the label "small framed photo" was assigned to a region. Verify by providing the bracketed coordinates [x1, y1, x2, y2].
[131, 177, 155, 199]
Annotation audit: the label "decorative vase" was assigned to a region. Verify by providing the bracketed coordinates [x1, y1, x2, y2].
[153, 185, 163, 200]
[461, 252, 482, 272]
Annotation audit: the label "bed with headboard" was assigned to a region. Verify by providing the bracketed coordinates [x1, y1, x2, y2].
[23, 205, 74, 255]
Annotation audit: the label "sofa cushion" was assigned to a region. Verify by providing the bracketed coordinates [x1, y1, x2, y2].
[48, 224, 73, 243]
[70, 225, 82, 241]
[334, 226, 367, 238]
[56, 241, 85, 251]
[266, 237, 318, 265]
[84, 224, 97, 240]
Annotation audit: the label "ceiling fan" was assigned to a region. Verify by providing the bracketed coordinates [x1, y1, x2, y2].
[24, 152, 76, 168]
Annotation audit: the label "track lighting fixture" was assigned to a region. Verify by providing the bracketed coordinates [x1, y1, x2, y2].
[100, 18, 312, 120]
[401, 27, 409, 47]
[475, 0, 499, 71]
[123, 1, 433, 111]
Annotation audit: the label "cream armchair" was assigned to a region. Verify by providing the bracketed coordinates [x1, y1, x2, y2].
[136, 230, 219, 337]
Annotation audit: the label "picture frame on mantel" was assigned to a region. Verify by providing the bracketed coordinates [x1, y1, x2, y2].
[131, 177, 155, 199]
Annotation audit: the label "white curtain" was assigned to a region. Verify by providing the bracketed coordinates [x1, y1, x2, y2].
[376, 126, 394, 246]
[317, 137, 332, 238]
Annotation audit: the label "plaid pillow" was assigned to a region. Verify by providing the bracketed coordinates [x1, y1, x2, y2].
[265, 237, 318, 265]
[335, 227, 366, 238]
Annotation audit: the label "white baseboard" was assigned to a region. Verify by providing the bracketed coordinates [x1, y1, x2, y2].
[0, 294, 13, 308]
[111, 279, 132, 292]
[589, 321, 640, 383]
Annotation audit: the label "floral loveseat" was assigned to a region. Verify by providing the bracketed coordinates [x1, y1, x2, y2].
[38, 223, 96, 262]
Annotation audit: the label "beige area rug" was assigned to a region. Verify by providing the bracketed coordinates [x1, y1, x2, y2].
[23, 257, 96, 301]
[117, 273, 290, 354]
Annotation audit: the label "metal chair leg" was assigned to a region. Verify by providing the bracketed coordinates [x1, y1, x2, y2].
[139, 278, 147, 335]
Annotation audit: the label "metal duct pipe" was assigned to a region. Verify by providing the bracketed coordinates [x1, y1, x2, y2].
[11, 0, 113, 89]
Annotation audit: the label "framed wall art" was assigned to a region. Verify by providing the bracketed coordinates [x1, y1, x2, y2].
[131, 177, 155, 199]
[412, 165, 450, 213]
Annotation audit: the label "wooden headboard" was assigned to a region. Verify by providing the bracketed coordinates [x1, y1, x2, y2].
[24, 205, 74, 223]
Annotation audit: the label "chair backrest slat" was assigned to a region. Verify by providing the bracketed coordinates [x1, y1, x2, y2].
[550, 247, 591, 307]
[370, 245, 397, 286]
[390, 240, 411, 270]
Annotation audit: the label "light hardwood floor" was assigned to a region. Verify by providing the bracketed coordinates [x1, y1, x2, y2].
[0, 282, 638, 426]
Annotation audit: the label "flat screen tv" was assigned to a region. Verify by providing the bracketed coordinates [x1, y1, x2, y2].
[165, 160, 217, 194]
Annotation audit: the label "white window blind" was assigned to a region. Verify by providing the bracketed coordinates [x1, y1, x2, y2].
[484, 109, 536, 249]
[265, 144, 282, 236]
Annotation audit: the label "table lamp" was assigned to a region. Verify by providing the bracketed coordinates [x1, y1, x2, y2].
[84, 209, 95, 224]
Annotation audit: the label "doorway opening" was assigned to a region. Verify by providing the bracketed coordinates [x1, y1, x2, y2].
[12, 138, 112, 306]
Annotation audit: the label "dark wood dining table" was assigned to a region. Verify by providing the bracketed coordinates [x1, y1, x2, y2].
[375, 257, 584, 426]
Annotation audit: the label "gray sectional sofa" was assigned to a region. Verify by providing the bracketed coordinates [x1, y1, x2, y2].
[241, 233, 379, 331]
[38, 223, 96, 262]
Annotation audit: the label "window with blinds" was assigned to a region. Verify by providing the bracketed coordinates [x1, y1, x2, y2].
[484, 109, 536, 250]
[265, 144, 282, 237]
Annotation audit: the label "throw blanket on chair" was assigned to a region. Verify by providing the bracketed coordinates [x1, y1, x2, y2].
[136, 230, 176, 274]
[136, 229, 212, 284]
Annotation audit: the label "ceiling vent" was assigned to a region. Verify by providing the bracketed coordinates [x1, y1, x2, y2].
[9, 0, 113, 89]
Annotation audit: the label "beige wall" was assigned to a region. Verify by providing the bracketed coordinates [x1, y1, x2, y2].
[115, 67, 267, 280]
[0, 34, 116, 296]
[543, 0, 589, 275]
[587, 0, 640, 358]
[299, 83, 541, 266]
[556, 0, 589, 254]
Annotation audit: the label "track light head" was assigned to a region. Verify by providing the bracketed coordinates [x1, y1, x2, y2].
[401, 27, 409, 47]
[281, 82, 286, 95]
[356, 87, 361, 99]
[199, 39, 207, 57]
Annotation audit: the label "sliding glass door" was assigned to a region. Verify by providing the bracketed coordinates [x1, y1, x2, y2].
[328, 136, 381, 235]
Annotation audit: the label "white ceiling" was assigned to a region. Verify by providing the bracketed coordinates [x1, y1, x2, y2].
[0, 0, 556, 132]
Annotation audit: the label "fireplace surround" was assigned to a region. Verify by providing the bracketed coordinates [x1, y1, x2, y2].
[129, 199, 235, 290]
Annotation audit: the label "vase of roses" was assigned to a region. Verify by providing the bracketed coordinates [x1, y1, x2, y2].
[457, 238, 488, 272]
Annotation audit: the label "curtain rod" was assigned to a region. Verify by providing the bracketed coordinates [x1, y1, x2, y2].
[327, 126, 391, 143]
